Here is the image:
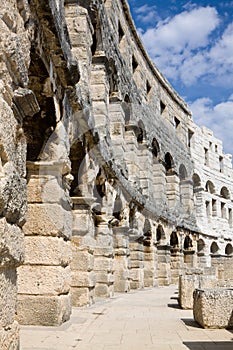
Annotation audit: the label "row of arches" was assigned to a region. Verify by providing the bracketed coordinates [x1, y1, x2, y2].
[197, 239, 233, 256]
[193, 175, 231, 200]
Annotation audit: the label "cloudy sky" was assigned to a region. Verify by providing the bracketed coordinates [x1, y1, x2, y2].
[128, 0, 233, 156]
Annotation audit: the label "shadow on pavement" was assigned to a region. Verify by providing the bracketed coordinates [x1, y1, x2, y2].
[167, 303, 182, 309]
[181, 318, 201, 328]
[183, 341, 233, 349]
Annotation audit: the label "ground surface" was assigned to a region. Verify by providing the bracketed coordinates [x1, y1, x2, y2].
[20, 285, 233, 350]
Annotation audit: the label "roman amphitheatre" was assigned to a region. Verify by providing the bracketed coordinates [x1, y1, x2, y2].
[0, 0, 233, 348]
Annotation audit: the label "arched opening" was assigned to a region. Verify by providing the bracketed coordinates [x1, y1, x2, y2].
[136, 120, 146, 144]
[192, 173, 201, 190]
[184, 235, 193, 250]
[205, 180, 215, 194]
[108, 58, 118, 98]
[225, 243, 233, 256]
[170, 231, 179, 248]
[122, 94, 131, 125]
[113, 195, 123, 221]
[143, 219, 152, 246]
[164, 153, 174, 174]
[69, 140, 86, 197]
[151, 138, 160, 160]
[23, 50, 57, 161]
[179, 164, 188, 181]
[220, 186, 230, 199]
[210, 242, 219, 255]
[197, 239, 205, 254]
[156, 224, 165, 243]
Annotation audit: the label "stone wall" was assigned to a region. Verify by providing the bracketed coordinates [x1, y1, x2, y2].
[0, 0, 233, 346]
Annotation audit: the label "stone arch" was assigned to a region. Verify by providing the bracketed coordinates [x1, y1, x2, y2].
[197, 239, 205, 254]
[192, 173, 201, 190]
[136, 120, 147, 144]
[184, 235, 193, 250]
[23, 50, 57, 161]
[179, 164, 188, 181]
[164, 152, 174, 174]
[220, 186, 230, 199]
[69, 139, 86, 196]
[205, 180, 215, 194]
[225, 243, 233, 256]
[170, 231, 179, 248]
[151, 138, 160, 160]
[156, 224, 165, 243]
[91, 13, 103, 56]
[143, 218, 152, 246]
[108, 58, 119, 97]
[113, 194, 123, 221]
[122, 94, 131, 125]
[210, 241, 219, 254]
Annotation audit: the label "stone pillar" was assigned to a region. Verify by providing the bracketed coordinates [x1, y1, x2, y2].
[166, 174, 180, 207]
[153, 162, 166, 203]
[91, 54, 109, 139]
[138, 144, 152, 198]
[124, 124, 140, 187]
[71, 197, 96, 306]
[184, 250, 195, 267]
[157, 245, 171, 286]
[170, 248, 184, 284]
[144, 244, 157, 287]
[113, 226, 130, 292]
[109, 100, 126, 165]
[17, 161, 72, 326]
[129, 236, 144, 290]
[180, 179, 194, 211]
[94, 217, 114, 298]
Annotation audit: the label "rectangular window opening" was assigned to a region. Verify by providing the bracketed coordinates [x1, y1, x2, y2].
[160, 100, 166, 114]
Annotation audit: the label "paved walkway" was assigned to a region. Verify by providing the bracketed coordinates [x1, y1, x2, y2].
[20, 285, 233, 350]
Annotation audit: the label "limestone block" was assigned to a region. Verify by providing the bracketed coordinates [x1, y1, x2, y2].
[95, 272, 114, 284]
[0, 320, 19, 350]
[94, 258, 113, 272]
[72, 210, 92, 235]
[95, 284, 111, 298]
[0, 175, 27, 226]
[94, 247, 114, 257]
[71, 248, 94, 271]
[0, 219, 24, 268]
[0, 269, 17, 327]
[71, 271, 96, 288]
[23, 203, 72, 239]
[27, 176, 63, 203]
[71, 287, 94, 307]
[18, 266, 71, 295]
[114, 280, 130, 293]
[193, 288, 233, 328]
[17, 294, 71, 326]
[23, 236, 71, 266]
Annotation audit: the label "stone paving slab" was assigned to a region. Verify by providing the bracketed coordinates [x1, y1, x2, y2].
[20, 285, 233, 350]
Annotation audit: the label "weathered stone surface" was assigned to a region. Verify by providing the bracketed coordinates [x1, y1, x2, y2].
[0, 269, 17, 328]
[0, 219, 24, 268]
[193, 288, 233, 329]
[17, 266, 71, 295]
[23, 203, 72, 239]
[179, 268, 218, 309]
[23, 236, 71, 267]
[17, 294, 71, 326]
[0, 321, 19, 350]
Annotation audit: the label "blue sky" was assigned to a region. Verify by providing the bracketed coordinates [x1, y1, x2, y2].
[128, 0, 233, 156]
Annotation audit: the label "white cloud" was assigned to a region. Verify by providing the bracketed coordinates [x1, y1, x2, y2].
[190, 97, 233, 154]
[138, 6, 233, 87]
[134, 4, 158, 24]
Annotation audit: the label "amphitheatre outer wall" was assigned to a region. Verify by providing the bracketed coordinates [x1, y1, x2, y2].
[0, 0, 233, 348]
